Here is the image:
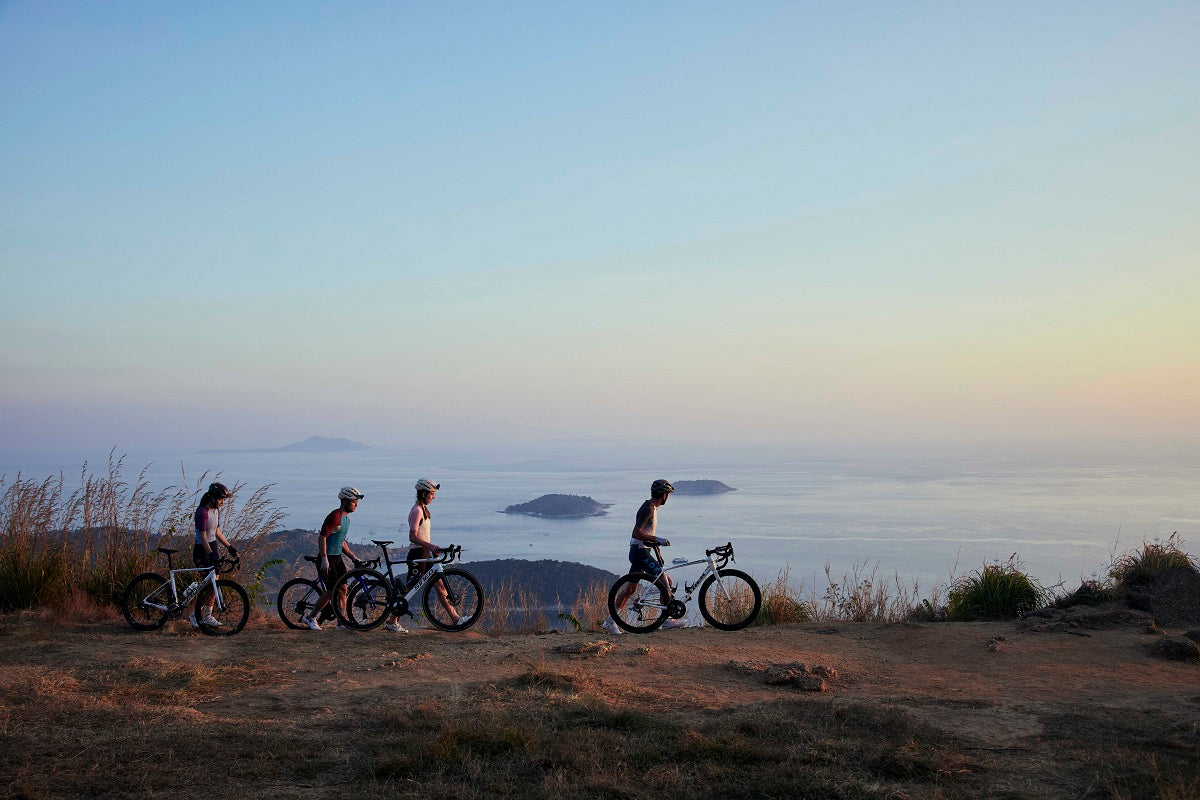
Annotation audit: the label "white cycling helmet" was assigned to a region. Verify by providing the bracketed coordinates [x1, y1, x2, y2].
[338, 486, 365, 501]
[415, 478, 440, 493]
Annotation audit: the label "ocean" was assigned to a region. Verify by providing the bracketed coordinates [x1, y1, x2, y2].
[4, 448, 1199, 597]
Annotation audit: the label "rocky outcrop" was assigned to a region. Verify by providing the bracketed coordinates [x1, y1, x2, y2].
[729, 660, 837, 691]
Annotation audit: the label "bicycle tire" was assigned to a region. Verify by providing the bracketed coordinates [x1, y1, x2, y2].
[121, 572, 170, 631]
[276, 578, 322, 630]
[197, 579, 250, 636]
[334, 568, 393, 631]
[698, 569, 761, 631]
[608, 572, 669, 633]
[423, 568, 484, 632]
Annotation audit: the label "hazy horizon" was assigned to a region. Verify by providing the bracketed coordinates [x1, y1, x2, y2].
[3, 3, 1197, 459]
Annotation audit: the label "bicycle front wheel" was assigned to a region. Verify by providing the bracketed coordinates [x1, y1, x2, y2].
[424, 568, 484, 632]
[277, 578, 321, 630]
[698, 569, 761, 631]
[608, 573, 669, 633]
[121, 572, 170, 631]
[197, 580, 250, 636]
[335, 568, 392, 631]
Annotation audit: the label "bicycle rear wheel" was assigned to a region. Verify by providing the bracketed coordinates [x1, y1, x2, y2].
[197, 579, 249, 636]
[608, 572, 669, 633]
[698, 569, 761, 631]
[423, 568, 484, 632]
[335, 568, 393, 631]
[121, 572, 171, 631]
[276, 578, 321, 630]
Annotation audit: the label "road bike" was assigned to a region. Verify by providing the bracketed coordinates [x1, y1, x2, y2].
[121, 546, 249, 636]
[608, 541, 761, 633]
[331, 540, 484, 632]
[275, 554, 380, 629]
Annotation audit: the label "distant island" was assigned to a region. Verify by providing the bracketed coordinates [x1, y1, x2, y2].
[502, 494, 612, 518]
[673, 480, 737, 495]
[200, 436, 370, 455]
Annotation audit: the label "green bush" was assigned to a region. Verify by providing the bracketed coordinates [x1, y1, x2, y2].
[947, 557, 1046, 621]
[1109, 533, 1198, 588]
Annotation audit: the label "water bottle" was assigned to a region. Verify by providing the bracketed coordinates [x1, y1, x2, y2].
[183, 581, 200, 600]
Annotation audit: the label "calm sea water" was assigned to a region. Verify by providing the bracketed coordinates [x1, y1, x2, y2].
[5, 449, 1199, 596]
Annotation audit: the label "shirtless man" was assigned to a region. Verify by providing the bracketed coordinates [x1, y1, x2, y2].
[603, 479, 686, 634]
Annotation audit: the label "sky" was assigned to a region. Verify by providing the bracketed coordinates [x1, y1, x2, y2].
[2, 1, 1198, 462]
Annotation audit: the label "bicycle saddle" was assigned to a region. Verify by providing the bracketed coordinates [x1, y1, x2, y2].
[372, 540, 394, 547]
[157, 547, 178, 555]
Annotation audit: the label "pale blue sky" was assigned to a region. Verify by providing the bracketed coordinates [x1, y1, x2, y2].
[2, 2, 1198, 460]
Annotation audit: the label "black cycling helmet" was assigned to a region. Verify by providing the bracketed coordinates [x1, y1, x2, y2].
[208, 482, 232, 499]
[651, 479, 675, 496]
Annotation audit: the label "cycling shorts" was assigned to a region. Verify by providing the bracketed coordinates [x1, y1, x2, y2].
[192, 543, 219, 569]
[628, 545, 663, 580]
[322, 555, 348, 584]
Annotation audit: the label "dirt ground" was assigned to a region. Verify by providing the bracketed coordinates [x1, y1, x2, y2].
[2, 611, 1198, 799]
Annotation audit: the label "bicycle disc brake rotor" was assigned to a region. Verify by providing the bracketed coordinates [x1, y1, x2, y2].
[667, 600, 687, 619]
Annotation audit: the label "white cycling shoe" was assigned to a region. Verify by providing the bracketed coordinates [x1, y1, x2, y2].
[601, 616, 624, 635]
[660, 618, 687, 630]
[385, 620, 409, 633]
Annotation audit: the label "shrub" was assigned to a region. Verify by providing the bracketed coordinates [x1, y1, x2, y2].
[1109, 532, 1198, 588]
[754, 569, 810, 626]
[1052, 579, 1118, 609]
[946, 556, 1046, 620]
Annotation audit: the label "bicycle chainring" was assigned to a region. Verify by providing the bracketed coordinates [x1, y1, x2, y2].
[390, 597, 410, 617]
[667, 600, 687, 619]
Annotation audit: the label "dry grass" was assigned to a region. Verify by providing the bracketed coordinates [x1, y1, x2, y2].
[2, 617, 1198, 800]
[0, 451, 285, 614]
[814, 561, 944, 623]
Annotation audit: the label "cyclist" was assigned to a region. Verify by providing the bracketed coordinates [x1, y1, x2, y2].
[302, 487, 364, 632]
[603, 479, 686, 634]
[190, 482, 237, 628]
[394, 478, 458, 631]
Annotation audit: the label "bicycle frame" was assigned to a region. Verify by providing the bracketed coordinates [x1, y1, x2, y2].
[139, 562, 222, 614]
[648, 547, 727, 606]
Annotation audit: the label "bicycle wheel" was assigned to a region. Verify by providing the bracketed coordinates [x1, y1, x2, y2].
[197, 580, 250, 636]
[423, 568, 484, 632]
[698, 569, 761, 631]
[335, 568, 393, 631]
[608, 572, 669, 633]
[121, 572, 170, 631]
[276, 578, 321, 630]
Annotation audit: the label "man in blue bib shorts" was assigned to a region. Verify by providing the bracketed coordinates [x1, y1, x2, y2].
[603, 479, 686, 634]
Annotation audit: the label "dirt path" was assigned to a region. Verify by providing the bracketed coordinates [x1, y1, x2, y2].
[2, 613, 1198, 799]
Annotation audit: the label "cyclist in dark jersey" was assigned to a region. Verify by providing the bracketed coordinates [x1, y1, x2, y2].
[603, 479, 686, 634]
[302, 487, 363, 632]
[190, 482, 237, 628]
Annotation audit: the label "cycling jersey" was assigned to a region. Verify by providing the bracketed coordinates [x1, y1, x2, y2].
[195, 505, 219, 545]
[321, 509, 350, 555]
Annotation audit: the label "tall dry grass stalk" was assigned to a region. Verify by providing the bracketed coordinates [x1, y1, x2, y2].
[0, 450, 285, 613]
[814, 561, 944, 623]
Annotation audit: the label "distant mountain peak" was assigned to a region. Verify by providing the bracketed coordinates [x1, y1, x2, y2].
[269, 436, 370, 453]
[198, 436, 370, 455]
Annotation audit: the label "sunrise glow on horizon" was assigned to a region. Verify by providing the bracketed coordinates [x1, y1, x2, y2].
[2, 2, 1197, 461]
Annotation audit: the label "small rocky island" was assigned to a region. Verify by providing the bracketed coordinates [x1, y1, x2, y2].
[673, 480, 737, 495]
[502, 494, 612, 518]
